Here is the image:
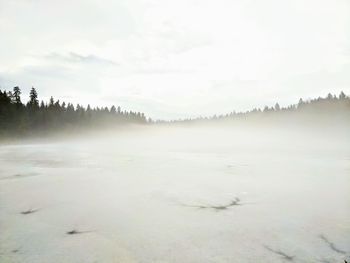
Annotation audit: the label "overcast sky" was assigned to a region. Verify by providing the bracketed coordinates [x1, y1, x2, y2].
[0, 0, 349, 119]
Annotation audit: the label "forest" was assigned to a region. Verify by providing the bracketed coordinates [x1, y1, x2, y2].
[165, 91, 350, 125]
[0, 87, 148, 137]
[0, 86, 349, 137]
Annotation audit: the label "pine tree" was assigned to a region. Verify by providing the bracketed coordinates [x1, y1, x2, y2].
[274, 103, 280, 111]
[13, 86, 22, 105]
[28, 87, 39, 108]
[49, 96, 55, 108]
[110, 105, 116, 114]
[339, 91, 346, 100]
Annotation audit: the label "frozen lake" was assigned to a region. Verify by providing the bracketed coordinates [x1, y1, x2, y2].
[0, 126, 349, 263]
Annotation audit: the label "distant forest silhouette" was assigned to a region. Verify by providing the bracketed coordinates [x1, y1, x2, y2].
[164, 91, 350, 125]
[0, 87, 148, 137]
[0, 86, 349, 137]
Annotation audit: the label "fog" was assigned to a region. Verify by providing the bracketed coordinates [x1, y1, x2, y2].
[0, 124, 349, 263]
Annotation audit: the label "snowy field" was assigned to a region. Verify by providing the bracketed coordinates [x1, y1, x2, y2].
[0, 126, 349, 263]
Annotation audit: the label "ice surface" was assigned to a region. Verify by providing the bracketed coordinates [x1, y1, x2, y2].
[0, 126, 349, 263]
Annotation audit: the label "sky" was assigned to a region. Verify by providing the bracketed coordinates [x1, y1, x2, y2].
[0, 0, 349, 120]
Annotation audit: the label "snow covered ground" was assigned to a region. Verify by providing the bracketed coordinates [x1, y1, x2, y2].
[0, 126, 349, 263]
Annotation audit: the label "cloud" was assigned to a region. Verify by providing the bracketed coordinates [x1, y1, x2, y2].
[45, 52, 118, 66]
[132, 68, 195, 75]
[0, 0, 349, 119]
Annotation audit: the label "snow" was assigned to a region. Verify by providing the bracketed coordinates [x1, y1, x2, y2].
[0, 126, 349, 263]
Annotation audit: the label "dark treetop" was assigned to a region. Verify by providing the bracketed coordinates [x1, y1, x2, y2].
[1, 86, 349, 137]
[0, 87, 148, 137]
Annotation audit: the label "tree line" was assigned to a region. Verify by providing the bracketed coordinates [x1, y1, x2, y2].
[0, 86, 148, 137]
[1, 86, 349, 136]
[161, 91, 350, 124]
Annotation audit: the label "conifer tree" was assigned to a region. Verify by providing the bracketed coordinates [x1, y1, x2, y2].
[28, 87, 39, 108]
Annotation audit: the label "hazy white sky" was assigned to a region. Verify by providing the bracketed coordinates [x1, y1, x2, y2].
[0, 0, 349, 119]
